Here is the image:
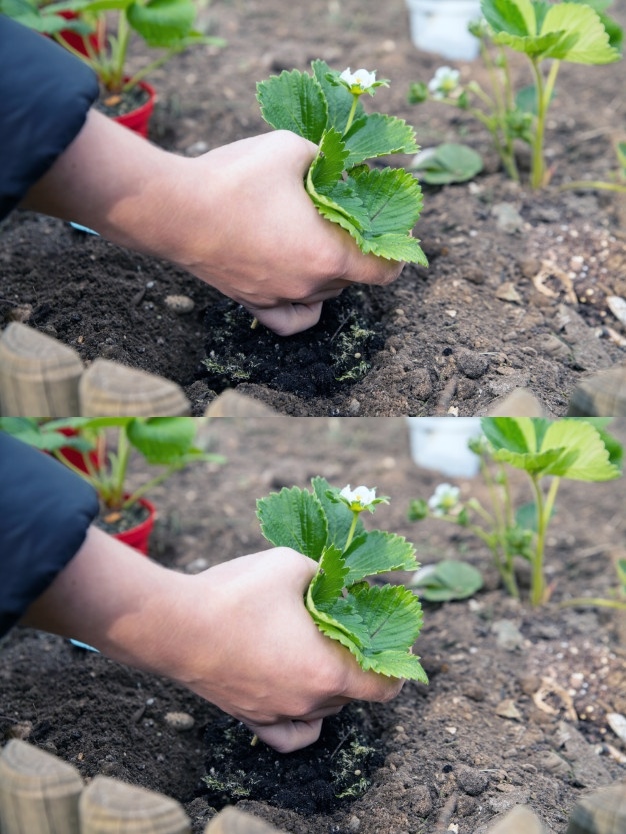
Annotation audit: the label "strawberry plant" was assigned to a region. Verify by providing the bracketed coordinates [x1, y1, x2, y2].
[257, 62, 428, 264]
[257, 479, 427, 681]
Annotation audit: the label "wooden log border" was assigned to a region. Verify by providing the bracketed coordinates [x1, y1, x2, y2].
[2, 739, 626, 834]
[0, 323, 190, 417]
[0, 740, 285, 834]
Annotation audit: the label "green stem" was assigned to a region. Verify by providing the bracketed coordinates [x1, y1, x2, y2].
[561, 597, 626, 611]
[122, 466, 179, 509]
[344, 511, 360, 551]
[480, 459, 519, 597]
[111, 430, 131, 508]
[344, 94, 359, 135]
[528, 475, 560, 606]
[112, 13, 131, 91]
[500, 466, 514, 529]
[529, 58, 560, 189]
[560, 180, 626, 194]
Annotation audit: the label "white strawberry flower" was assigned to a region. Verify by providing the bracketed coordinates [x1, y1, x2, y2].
[428, 483, 461, 516]
[340, 484, 378, 511]
[428, 66, 461, 100]
[340, 67, 378, 93]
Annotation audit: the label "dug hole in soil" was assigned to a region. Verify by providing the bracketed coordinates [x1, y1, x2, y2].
[1, 417, 625, 833]
[2, 1, 626, 416]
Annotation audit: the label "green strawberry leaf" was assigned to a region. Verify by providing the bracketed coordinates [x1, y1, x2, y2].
[344, 584, 427, 679]
[126, 417, 197, 464]
[481, 417, 623, 480]
[481, 0, 537, 36]
[540, 419, 622, 480]
[256, 69, 328, 144]
[344, 113, 419, 167]
[540, 2, 621, 62]
[127, 0, 196, 46]
[257, 486, 329, 559]
[344, 530, 419, 584]
[311, 59, 363, 133]
[309, 128, 351, 193]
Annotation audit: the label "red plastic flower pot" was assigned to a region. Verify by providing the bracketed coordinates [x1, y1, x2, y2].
[113, 497, 156, 556]
[56, 11, 104, 57]
[113, 81, 157, 138]
[56, 427, 104, 474]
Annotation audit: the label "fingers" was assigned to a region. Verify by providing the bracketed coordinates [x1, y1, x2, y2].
[346, 670, 405, 704]
[250, 302, 324, 336]
[248, 718, 324, 753]
[346, 253, 405, 288]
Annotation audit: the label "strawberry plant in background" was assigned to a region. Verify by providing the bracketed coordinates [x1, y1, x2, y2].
[408, 0, 622, 187]
[409, 418, 623, 607]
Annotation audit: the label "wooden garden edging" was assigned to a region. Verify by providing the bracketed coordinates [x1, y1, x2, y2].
[0, 740, 283, 834]
[0, 323, 190, 417]
[1, 739, 625, 834]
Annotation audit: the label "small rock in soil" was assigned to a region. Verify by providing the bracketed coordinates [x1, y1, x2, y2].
[165, 294, 195, 314]
[455, 764, 490, 796]
[492, 619, 525, 651]
[492, 203, 525, 234]
[164, 711, 195, 731]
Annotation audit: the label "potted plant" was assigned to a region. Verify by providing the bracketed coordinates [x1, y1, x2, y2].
[0, 416, 224, 554]
[1, 0, 225, 136]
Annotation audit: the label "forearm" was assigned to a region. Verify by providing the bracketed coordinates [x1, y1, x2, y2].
[20, 525, 195, 679]
[19, 109, 193, 263]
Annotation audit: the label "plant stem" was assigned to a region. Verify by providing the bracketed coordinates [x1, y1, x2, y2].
[561, 597, 626, 610]
[344, 95, 359, 135]
[529, 58, 560, 189]
[344, 512, 359, 550]
[112, 429, 131, 508]
[112, 12, 131, 91]
[561, 180, 626, 193]
[122, 465, 180, 508]
[528, 474, 560, 606]
[479, 458, 520, 597]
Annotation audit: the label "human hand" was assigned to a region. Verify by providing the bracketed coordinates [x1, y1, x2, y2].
[173, 130, 404, 335]
[22, 530, 403, 753]
[172, 547, 404, 751]
[22, 114, 403, 336]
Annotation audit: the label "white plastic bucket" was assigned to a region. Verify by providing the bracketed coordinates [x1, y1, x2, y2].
[405, 0, 482, 61]
[406, 417, 482, 478]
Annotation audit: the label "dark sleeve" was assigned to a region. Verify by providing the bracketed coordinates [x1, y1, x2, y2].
[0, 433, 100, 636]
[0, 16, 100, 219]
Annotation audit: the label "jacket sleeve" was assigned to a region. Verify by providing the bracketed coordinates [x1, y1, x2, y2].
[0, 433, 100, 636]
[0, 16, 100, 220]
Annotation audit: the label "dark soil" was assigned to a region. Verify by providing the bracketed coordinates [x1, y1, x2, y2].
[1, 418, 625, 834]
[96, 84, 151, 119]
[94, 500, 150, 535]
[2, 0, 626, 416]
[202, 292, 385, 398]
[202, 704, 384, 813]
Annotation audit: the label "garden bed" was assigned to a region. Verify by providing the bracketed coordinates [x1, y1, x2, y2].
[1, 417, 625, 833]
[1, 0, 625, 416]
